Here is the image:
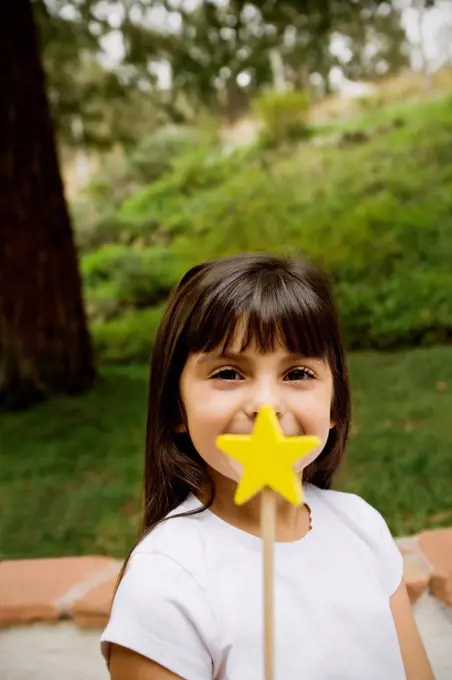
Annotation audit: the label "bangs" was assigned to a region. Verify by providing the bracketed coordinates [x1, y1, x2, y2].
[184, 265, 334, 360]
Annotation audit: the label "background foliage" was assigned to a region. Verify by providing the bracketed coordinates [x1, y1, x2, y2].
[2, 0, 452, 557]
[69, 93, 452, 363]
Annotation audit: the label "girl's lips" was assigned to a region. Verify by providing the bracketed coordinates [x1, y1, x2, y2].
[224, 430, 304, 437]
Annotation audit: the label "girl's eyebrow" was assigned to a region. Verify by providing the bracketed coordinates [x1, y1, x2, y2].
[196, 350, 243, 365]
[196, 350, 323, 365]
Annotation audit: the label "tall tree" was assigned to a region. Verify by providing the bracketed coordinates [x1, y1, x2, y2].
[122, 0, 276, 123]
[139, 0, 411, 120]
[0, 0, 95, 409]
[31, 0, 421, 137]
[339, 3, 410, 81]
[34, 0, 163, 147]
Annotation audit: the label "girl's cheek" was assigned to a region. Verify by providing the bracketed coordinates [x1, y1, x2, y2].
[204, 396, 240, 421]
[294, 413, 330, 473]
[293, 435, 329, 473]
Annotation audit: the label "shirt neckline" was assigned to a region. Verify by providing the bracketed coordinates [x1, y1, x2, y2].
[183, 483, 320, 558]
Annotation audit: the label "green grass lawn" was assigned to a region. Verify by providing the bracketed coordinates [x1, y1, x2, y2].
[1, 347, 452, 559]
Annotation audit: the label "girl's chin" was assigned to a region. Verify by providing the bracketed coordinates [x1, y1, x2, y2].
[205, 455, 243, 485]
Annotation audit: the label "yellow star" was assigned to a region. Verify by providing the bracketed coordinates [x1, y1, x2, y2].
[216, 405, 321, 506]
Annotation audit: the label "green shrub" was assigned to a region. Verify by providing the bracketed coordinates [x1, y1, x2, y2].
[84, 280, 123, 322]
[253, 89, 310, 146]
[82, 244, 132, 287]
[82, 245, 182, 320]
[357, 95, 385, 113]
[91, 307, 165, 363]
[71, 126, 222, 252]
[129, 126, 218, 184]
[83, 149, 134, 208]
[120, 146, 257, 219]
[338, 271, 452, 350]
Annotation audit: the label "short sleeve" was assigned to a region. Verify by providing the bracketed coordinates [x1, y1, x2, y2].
[374, 508, 404, 596]
[351, 494, 404, 597]
[100, 552, 218, 680]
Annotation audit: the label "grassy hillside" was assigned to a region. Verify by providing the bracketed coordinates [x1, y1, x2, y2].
[76, 94, 452, 363]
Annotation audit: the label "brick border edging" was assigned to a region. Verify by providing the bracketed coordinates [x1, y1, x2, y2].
[54, 561, 121, 619]
[0, 527, 451, 629]
[396, 535, 434, 604]
[0, 557, 122, 629]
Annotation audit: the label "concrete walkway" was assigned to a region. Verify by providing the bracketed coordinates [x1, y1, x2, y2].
[0, 621, 108, 680]
[414, 592, 452, 679]
[1, 592, 451, 680]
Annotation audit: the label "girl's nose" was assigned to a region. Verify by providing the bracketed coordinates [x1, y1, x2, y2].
[244, 384, 284, 419]
[250, 405, 283, 420]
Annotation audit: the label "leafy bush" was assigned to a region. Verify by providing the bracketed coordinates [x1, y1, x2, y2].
[253, 89, 310, 146]
[92, 307, 165, 363]
[116, 145, 262, 245]
[357, 95, 385, 113]
[338, 271, 452, 350]
[71, 125, 222, 252]
[82, 245, 182, 321]
[120, 145, 257, 218]
[129, 125, 219, 184]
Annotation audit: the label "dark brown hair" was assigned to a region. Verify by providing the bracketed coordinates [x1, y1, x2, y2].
[117, 252, 351, 583]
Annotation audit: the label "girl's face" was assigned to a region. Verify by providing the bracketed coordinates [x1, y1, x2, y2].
[179, 331, 335, 485]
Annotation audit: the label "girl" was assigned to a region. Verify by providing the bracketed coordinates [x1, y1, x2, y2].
[101, 252, 434, 680]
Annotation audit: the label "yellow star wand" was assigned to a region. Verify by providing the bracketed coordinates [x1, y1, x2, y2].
[216, 405, 320, 680]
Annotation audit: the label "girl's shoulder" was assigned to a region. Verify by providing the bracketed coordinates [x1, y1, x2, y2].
[303, 483, 380, 515]
[307, 482, 392, 542]
[102, 498, 220, 674]
[307, 483, 403, 595]
[308, 483, 386, 525]
[131, 495, 211, 574]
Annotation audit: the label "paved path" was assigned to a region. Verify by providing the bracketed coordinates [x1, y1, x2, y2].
[413, 593, 452, 679]
[0, 622, 108, 680]
[1, 593, 451, 680]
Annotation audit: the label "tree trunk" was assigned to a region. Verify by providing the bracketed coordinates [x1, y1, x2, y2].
[415, 0, 433, 91]
[0, 0, 96, 410]
[224, 77, 245, 124]
[294, 65, 310, 91]
[269, 49, 287, 93]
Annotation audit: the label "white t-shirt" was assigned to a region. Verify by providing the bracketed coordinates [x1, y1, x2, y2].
[101, 483, 406, 680]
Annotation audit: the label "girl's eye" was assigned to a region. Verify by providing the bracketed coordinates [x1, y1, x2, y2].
[211, 368, 243, 381]
[285, 367, 316, 381]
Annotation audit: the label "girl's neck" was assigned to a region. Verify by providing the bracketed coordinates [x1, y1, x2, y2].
[200, 471, 311, 542]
